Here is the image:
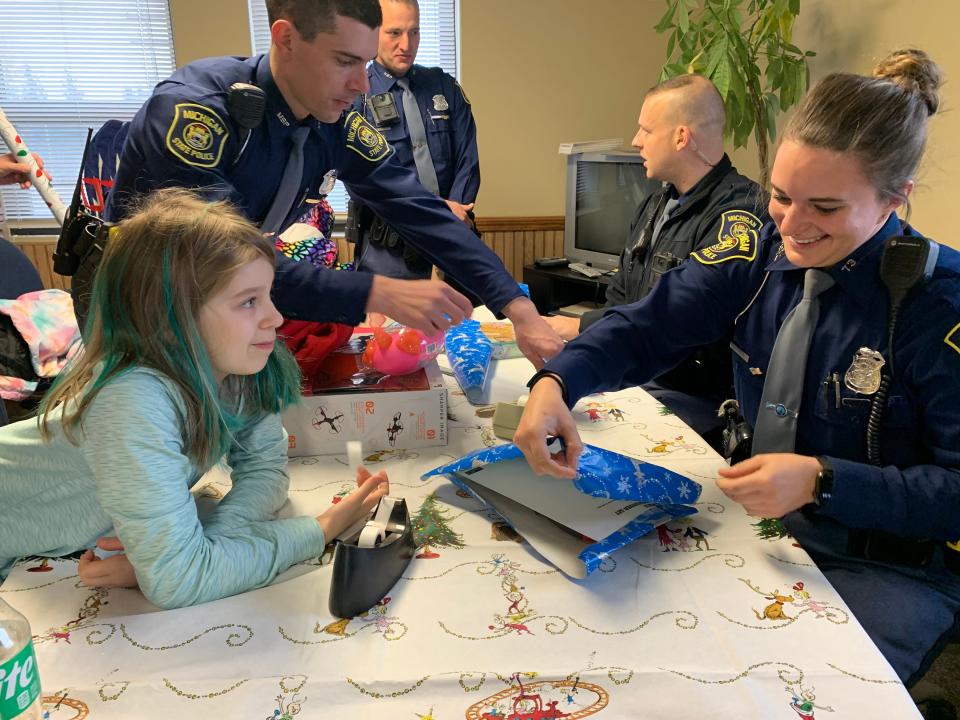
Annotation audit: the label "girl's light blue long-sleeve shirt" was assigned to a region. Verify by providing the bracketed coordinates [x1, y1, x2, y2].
[0, 367, 325, 609]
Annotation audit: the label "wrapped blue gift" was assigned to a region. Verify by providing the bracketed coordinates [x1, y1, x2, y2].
[444, 318, 492, 403]
[422, 442, 701, 578]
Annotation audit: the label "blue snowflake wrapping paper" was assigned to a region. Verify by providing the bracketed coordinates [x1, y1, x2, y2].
[444, 319, 492, 403]
[422, 442, 701, 574]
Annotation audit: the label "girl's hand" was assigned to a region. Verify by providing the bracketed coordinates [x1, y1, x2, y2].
[77, 537, 139, 588]
[316, 467, 390, 541]
[716, 453, 821, 517]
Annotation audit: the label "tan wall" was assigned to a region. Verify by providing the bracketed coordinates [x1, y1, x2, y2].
[460, 0, 667, 218]
[169, 0, 960, 247]
[168, 0, 251, 66]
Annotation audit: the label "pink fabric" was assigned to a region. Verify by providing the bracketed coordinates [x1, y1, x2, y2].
[0, 289, 81, 400]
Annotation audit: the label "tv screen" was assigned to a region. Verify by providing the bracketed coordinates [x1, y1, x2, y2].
[565, 152, 659, 270]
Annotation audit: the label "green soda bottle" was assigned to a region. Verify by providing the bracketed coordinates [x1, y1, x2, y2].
[0, 598, 42, 720]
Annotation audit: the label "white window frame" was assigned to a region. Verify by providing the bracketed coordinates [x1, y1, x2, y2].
[0, 0, 176, 226]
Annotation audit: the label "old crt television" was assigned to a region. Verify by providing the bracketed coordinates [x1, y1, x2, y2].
[563, 151, 661, 271]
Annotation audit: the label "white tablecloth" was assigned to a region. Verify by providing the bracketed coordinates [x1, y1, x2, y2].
[1, 358, 919, 719]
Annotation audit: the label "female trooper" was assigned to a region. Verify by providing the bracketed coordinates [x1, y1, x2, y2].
[514, 48, 960, 688]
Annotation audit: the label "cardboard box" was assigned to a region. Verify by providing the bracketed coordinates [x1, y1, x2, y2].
[283, 356, 448, 457]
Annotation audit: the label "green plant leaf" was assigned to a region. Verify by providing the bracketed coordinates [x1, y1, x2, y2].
[678, 2, 690, 32]
[767, 55, 782, 88]
[667, 30, 677, 58]
[764, 91, 779, 141]
[655, 2, 677, 33]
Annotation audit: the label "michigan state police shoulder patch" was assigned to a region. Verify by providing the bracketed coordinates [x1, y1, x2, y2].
[693, 209, 762, 265]
[344, 111, 390, 162]
[165, 102, 229, 168]
[945, 321, 960, 357]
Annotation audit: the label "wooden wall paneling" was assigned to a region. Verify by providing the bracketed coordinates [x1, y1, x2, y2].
[10, 217, 565, 292]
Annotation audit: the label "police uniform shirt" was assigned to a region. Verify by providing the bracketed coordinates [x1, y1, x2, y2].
[356, 61, 480, 204]
[542, 212, 960, 680]
[105, 54, 520, 324]
[578, 155, 766, 407]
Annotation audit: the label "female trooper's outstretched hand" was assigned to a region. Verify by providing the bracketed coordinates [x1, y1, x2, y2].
[513, 376, 583, 479]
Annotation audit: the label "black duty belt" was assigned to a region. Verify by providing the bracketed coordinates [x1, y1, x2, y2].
[847, 528, 937, 568]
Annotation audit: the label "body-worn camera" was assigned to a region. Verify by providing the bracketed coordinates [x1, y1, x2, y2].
[368, 92, 400, 126]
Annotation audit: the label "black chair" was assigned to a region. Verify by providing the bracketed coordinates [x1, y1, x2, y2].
[0, 236, 45, 426]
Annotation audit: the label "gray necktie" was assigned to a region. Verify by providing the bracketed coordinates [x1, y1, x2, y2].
[752, 268, 836, 454]
[651, 197, 680, 244]
[260, 125, 310, 235]
[396, 76, 440, 195]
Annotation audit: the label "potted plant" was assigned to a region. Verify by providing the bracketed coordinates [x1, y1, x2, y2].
[655, 0, 815, 187]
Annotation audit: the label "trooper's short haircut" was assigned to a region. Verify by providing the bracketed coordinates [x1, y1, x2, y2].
[266, 0, 382, 41]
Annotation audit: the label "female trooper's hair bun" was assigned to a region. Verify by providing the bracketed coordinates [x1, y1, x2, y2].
[784, 48, 943, 205]
[873, 47, 943, 117]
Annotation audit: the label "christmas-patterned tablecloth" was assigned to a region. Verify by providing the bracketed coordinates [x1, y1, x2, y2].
[1, 363, 920, 719]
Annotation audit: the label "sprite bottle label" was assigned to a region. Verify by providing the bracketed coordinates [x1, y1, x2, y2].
[0, 641, 41, 719]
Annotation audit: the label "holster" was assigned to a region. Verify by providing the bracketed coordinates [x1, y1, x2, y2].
[846, 528, 936, 568]
[719, 399, 753, 465]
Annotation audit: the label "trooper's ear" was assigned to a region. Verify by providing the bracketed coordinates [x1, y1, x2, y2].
[270, 18, 297, 55]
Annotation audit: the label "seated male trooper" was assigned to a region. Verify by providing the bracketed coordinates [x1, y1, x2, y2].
[545, 75, 768, 442]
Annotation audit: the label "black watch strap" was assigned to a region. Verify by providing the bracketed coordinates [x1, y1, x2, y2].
[527, 370, 569, 405]
[814, 455, 834, 507]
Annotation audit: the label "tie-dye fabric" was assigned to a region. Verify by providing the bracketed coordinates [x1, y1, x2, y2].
[274, 199, 338, 269]
[0, 289, 81, 400]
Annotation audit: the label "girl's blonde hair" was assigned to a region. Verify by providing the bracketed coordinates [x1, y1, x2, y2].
[42, 188, 301, 466]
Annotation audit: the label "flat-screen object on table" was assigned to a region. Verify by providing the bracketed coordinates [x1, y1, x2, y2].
[564, 150, 661, 272]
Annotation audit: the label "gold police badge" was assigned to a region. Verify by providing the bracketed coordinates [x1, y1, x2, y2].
[844, 347, 886, 395]
[692, 209, 762, 265]
[165, 102, 229, 168]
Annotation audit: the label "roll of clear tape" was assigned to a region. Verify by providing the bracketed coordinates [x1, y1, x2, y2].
[357, 496, 401, 548]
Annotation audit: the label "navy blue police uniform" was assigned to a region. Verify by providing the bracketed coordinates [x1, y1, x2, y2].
[538, 212, 960, 684]
[102, 54, 520, 323]
[578, 155, 765, 438]
[349, 60, 479, 279]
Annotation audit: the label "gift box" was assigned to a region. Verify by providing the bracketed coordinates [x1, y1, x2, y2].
[422, 443, 701, 578]
[282, 342, 448, 457]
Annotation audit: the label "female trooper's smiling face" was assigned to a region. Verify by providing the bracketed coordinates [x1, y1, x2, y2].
[768, 140, 907, 268]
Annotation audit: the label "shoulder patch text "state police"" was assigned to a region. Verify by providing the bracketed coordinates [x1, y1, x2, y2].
[693, 209, 762, 265]
[344, 111, 390, 162]
[945, 321, 960, 357]
[165, 103, 229, 168]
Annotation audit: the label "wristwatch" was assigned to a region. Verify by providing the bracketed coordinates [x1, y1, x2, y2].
[813, 456, 834, 507]
[527, 370, 569, 405]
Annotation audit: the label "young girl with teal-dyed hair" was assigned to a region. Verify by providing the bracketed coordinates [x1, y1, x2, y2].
[0, 188, 388, 609]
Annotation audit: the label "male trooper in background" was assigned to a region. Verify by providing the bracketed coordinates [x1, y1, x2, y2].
[349, 0, 481, 281]
[545, 75, 768, 442]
